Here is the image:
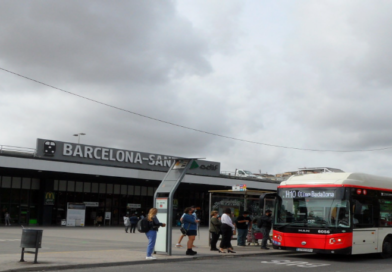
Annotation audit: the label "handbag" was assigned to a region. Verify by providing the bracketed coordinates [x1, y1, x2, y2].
[254, 232, 263, 240]
[180, 222, 190, 236]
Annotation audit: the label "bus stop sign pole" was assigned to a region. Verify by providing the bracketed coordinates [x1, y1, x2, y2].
[153, 158, 195, 256]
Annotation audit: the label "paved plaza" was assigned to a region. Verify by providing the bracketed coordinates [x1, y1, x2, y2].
[0, 226, 286, 271]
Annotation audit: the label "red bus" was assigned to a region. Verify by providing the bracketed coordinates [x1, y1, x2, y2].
[272, 173, 392, 258]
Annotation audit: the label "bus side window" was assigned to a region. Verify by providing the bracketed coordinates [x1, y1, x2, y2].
[379, 196, 392, 227]
[353, 199, 374, 228]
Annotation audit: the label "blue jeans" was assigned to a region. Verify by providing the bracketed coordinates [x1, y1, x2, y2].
[145, 230, 157, 257]
[237, 228, 248, 246]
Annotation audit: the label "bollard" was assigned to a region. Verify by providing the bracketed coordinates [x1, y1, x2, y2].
[20, 228, 43, 264]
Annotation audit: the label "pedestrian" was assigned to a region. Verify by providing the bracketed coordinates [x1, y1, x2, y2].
[209, 210, 222, 251]
[176, 205, 197, 248]
[145, 208, 166, 260]
[96, 215, 103, 227]
[140, 211, 145, 219]
[129, 214, 138, 233]
[258, 209, 272, 250]
[5, 212, 10, 226]
[182, 207, 199, 255]
[123, 213, 131, 233]
[219, 208, 236, 253]
[235, 211, 251, 246]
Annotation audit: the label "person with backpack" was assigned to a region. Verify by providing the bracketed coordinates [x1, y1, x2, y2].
[145, 208, 166, 260]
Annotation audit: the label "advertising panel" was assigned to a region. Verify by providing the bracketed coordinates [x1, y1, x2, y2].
[156, 198, 168, 209]
[105, 212, 111, 220]
[44, 192, 55, 205]
[127, 203, 141, 209]
[66, 203, 86, 227]
[232, 184, 247, 191]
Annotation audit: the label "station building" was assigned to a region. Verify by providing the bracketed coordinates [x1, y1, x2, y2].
[0, 139, 278, 226]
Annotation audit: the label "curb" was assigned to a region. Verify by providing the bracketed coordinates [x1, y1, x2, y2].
[3, 251, 295, 272]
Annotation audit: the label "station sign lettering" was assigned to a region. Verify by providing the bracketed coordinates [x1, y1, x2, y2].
[63, 143, 174, 167]
[35, 139, 220, 177]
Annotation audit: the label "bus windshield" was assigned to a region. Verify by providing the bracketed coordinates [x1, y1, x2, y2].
[275, 188, 351, 228]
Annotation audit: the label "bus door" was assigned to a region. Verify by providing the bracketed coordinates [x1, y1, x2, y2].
[259, 193, 276, 214]
[352, 199, 378, 254]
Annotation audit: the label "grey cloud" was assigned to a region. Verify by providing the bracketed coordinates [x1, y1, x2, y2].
[0, 1, 211, 87]
[4, 0, 392, 178]
[236, 1, 392, 153]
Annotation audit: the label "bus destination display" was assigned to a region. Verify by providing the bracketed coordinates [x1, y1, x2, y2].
[282, 189, 336, 199]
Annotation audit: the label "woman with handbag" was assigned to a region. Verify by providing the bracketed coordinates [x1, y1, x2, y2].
[182, 207, 199, 255]
[219, 208, 236, 253]
[209, 210, 222, 252]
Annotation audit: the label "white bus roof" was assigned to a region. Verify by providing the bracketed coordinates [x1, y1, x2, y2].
[280, 172, 392, 191]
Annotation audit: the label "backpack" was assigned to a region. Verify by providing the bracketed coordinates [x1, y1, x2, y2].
[137, 218, 150, 233]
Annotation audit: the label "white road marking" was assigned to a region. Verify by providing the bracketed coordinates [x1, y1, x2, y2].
[261, 260, 330, 268]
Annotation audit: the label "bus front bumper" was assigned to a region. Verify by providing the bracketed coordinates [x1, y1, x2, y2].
[273, 245, 352, 255]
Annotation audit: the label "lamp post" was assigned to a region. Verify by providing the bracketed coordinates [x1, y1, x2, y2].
[73, 133, 86, 144]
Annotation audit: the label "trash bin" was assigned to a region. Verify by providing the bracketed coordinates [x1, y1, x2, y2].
[20, 229, 43, 264]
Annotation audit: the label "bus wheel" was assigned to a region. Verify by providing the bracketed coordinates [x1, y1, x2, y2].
[380, 237, 392, 259]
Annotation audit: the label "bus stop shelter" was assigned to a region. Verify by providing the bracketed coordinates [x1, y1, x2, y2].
[208, 189, 276, 222]
[207, 189, 276, 246]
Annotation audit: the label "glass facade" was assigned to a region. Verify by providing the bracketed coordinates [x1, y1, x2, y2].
[0, 176, 40, 226]
[0, 172, 223, 226]
[50, 180, 157, 226]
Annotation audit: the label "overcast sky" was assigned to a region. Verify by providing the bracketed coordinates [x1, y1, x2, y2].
[1, 0, 392, 176]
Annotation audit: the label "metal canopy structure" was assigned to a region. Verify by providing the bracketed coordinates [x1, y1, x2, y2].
[153, 158, 197, 256]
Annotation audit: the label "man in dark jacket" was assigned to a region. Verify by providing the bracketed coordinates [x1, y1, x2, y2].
[129, 214, 139, 233]
[257, 210, 272, 250]
[236, 211, 251, 246]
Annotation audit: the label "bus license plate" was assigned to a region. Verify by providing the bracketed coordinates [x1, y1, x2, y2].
[296, 248, 313, 252]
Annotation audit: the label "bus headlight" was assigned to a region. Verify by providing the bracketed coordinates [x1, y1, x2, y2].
[272, 235, 282, 245]
[329, 238, 343, 244]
